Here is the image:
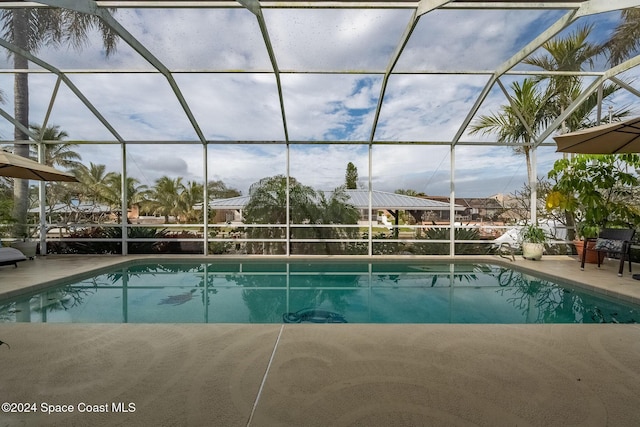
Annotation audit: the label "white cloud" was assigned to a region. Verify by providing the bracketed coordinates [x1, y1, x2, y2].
[282, 74, 379, 140]
[263, 8, 411, 70]
[374, 74, 491, 141]
[396, 9, 560, 71]
[175, 74, 285, 140]
[115, 8, 272, 70]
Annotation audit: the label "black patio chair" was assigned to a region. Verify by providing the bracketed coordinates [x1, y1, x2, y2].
[580, 228, 635, 277]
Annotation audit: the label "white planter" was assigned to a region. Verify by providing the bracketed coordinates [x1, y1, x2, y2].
[522, 242, 544, 261]
[11, 241, 38, 259]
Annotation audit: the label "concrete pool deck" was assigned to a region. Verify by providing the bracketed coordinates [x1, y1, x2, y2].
[1, 255, 640, 426]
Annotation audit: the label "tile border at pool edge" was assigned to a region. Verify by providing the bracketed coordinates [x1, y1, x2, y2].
[2, 255, 638, 307]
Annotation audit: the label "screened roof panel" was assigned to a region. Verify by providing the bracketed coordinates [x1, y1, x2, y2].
[371, 144, 450, 196]
[0, 48, 55, 73]
[207, 144, 287, 194]
[463, 75, 531, 143]
[290, 144, 368, 190]
[374, 74, 490, 142]
[0, 45, 13, 69]
[605, 69, 640, 116]
[0, 7, 154, 71]
[114, 8, 272, 71]
[66, 73, 201, 141]
[455, 145, 529, 196]
[264, 8, 412, 71]
[0, 0, 638, 153]
[175, 73, 286, 140]
[45, 80, 121, 142]
[513, 11, 625, 73]
[126, 144, 204, 185]
[75, 144, 121, 176]
[281, 74, 382, 141]
[0, 74, 15, 138]
[395, 8, 568, 72]
[0, 122, 10, 145]
[1, 74, 64, 140]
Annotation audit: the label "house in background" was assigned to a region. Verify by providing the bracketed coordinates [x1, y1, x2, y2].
[424, 195, 506, 223]
[208, 190, 466, 231]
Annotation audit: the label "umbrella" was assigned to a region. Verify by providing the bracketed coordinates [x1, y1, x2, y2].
[553, 116, 640, 154]
[0, 150, 78, 182]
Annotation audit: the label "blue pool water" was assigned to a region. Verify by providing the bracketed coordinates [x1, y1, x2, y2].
[1, 261, 638, 324]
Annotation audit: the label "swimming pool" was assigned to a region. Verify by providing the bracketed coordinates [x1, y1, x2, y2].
[1, 260, 637, 324]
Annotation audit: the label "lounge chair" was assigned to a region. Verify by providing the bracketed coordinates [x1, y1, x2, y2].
[580, 228, 635, 277]
[0, 247, 27, 268]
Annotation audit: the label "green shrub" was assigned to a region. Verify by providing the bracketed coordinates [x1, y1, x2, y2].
[413, 227, 483, 255]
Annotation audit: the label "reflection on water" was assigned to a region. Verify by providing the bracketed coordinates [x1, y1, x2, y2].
[159, 289, 197, 306]
[0, 262, 638, 324]
[283, 308, 348, 323]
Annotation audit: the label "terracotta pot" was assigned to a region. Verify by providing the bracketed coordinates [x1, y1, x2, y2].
[573, 239, 604, 264]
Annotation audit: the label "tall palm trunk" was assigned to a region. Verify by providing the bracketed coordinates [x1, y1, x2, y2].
[524, 148, 532, 190]
[12, 10, 30, 237]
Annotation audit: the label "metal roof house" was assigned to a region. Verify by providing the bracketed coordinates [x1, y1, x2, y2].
[209, 190, 465, 212]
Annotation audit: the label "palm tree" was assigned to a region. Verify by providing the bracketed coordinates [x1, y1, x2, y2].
[102, 173, 149, 212]
[312, 186, 360, 254]
[395, 189, 425, 197]
[605, 8, 640, 66]
[522, 25, 630, 239]
[72, 162, 115, 204]
[523, 24, 603, 78]
[26, 123, 82, 223]
[522, 24, 605, 130]
[243, 176, 360, 255]
[471, 26, 621, 189]
[179, 181, 204, 223]
[469, 78, 553, 184]
[547, 78, 630, 129]
[1, 6, 118, 235]
[208, 180, 241, 199]
[243, 175, 317, 254]
[147, 176, 185, 223]
[29, 124, 82, 170]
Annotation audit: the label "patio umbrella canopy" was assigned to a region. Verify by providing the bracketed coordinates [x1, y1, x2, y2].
[0, 150, 78, 182]
[554, 117, 640, 154]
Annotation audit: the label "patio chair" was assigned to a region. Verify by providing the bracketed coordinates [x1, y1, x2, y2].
[580, 228, 635, 277]
[0, 247, 28, 268]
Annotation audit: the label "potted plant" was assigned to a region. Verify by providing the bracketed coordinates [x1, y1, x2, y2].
[573, 222, 602, 263]
[520, 224, 547, 261]
[10, 236, 38, 259]
[547, 154, 640, 262]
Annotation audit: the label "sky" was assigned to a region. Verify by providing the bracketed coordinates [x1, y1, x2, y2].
[0, 3, 637, 198]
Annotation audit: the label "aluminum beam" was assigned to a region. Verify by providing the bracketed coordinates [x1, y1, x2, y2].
[0, 37, 125, 143]
[37, 0, 208, 144]
[369, 0, 453, 142]
[451, 10, 578, 145]
[535, 53, 640, 146]
[238, 0, 290, 142]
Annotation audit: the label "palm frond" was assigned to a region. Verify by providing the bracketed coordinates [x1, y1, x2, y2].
[605, 8, 640, 66]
